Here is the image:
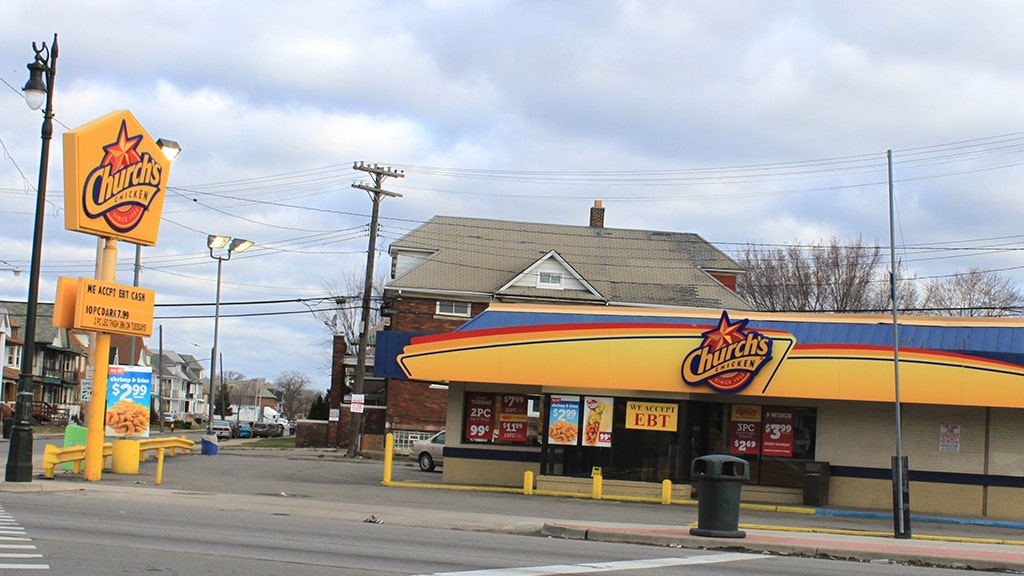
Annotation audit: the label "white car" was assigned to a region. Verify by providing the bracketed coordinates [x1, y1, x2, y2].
[210, 420, 233, 440]
[409, 430, 445, 471]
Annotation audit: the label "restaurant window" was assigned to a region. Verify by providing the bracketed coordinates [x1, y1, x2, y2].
[462, 391, 542, 445]
[540, 395, 687, 483]
[726, 404, 817, 487]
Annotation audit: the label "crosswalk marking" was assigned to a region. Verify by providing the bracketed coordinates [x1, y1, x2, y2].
[412, 552, 768, 576]
[0, 506, 48, 570]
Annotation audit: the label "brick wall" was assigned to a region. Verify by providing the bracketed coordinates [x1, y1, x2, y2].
[384, 296, 484, 431]
[386, 378, 447, 431]
[387, 297, 484, 332]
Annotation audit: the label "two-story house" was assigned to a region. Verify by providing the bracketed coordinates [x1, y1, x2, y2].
[0, 301, 87, 425]
[377, 203, 750, 445]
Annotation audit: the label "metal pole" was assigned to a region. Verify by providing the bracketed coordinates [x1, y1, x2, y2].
[208, 256, 223, 431]
[888, 149, 910, 538]
[129, 244, 141, 365]
[6, 34, 58, 483]
[158, 325, 164, 433]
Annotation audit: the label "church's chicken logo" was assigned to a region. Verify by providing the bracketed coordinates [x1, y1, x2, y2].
[81, 120, 163, 233]
[681, 311, 772, 394]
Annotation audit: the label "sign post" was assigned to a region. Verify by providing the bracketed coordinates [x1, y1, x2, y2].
[60, 110, 174, 481]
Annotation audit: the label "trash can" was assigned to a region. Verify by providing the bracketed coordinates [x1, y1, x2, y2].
[111, 439, 141, 474]
[689, 454, 749, 538]
[201, 433, 218, 456]
[2, 418, 12, 439]
[802, 461, 830, 506]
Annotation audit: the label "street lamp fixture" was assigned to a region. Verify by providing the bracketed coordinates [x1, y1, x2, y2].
[0, 260, 22, 277]
[6, 34, 58, 483]
[155, 138, 182, 162]
[205, 235, 253, 437]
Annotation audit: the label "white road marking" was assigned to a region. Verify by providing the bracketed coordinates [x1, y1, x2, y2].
[413, 552, 768, 575]
[0, 508, 48, 570]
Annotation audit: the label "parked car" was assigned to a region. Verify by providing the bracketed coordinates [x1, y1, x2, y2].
[210, 420, 233, 440]
[251, 422, 272, 438]
[237, 422, 253, 438]
[409, 430, 445, 472]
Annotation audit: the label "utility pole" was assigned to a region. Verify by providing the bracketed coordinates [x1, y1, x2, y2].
[349, 162, 403, 457]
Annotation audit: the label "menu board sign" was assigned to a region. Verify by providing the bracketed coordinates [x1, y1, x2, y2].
[730, 420, 760, 455]
[582, 396, 613, 447]
[498, 393, 528, 442]
[730, 404, 761, 455]
[547, 395, 580, 445]
[761, 406, 794, 457]
[465, 392, 495, 441]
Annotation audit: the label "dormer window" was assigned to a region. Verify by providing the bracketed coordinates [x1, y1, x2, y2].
[538, 272, 563, 289]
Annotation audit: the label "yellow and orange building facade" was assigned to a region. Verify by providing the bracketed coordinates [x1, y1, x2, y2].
[387, 303, 1024, 518]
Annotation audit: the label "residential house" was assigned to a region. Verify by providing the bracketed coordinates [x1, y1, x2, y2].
[152, 350, 206, 421]
[377, 203, 749, 445]
[0, 301, 87, 424]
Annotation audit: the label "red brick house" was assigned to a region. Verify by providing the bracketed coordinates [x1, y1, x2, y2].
[377, 203, 750, 446]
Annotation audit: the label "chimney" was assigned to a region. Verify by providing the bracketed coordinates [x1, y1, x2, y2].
[589, 200, 605, 228]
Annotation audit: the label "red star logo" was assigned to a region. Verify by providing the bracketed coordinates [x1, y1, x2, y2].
[701, 311, 747, 351]
[100, 120, 143, 172]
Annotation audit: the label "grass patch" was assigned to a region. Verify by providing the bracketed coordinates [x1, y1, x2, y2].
[233, 436, 296, 449]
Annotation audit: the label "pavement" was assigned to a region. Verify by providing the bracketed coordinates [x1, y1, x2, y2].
[3, 433, 1023, 573]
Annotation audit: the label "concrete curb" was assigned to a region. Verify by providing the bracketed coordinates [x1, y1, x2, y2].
[541, 522, 1024, 572]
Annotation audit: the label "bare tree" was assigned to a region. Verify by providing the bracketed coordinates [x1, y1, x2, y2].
[735, 236, 889, 312]
[864, 260, 919, 314]
[274, 370, 315, 420]
[311, 268, 388, 346]
[920, 268, 1024, 317]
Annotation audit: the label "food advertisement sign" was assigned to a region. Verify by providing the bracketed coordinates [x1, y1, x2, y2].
[105, 365, 153, 438]
[497, 394, 528, 443]
[761, 406, 794, 457]
[63, 110, 172, 246]
[547, 395, 580, 445]
[582, 397, 613, 447]
[730, 404, 761, 454]
[465, 392, 495, 441]
[730, 420, 760, 454]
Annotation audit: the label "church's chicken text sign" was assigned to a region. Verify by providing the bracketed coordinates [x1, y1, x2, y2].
[63, 110, 170, 245]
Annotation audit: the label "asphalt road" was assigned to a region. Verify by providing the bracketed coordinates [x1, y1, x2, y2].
[0, 439, 986, 575]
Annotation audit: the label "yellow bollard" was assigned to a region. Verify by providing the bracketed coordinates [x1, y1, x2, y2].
[155, 447, 165, 486]
[592, 473, 603, 500]
[523, 471, 534, 495]
[382, 433, 394, 485]
[111, 439, 140, 474]
[662, 479, 672, 505]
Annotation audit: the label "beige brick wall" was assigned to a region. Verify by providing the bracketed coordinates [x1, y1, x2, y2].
[816, 401, 987, 474]
[988, 408, 1024, 476]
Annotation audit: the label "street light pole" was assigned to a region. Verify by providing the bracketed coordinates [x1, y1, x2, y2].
[205, 235, 253, 437]
[6, 34, 58, 483]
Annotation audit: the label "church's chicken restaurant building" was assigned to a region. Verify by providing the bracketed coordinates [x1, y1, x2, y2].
[379, 303, 1024, 519]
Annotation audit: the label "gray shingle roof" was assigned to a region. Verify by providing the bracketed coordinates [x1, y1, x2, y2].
[387, 216, 750, 310]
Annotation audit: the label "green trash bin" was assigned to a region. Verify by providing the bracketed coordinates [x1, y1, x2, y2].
[689, 454, 749, 538]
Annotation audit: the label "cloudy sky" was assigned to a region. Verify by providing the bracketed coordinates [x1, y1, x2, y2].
[3, 1, 1024, 392]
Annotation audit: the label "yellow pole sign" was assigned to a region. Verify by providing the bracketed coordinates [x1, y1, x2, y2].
[63, 110, 171, 246]
[54, 276, 154, 337]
